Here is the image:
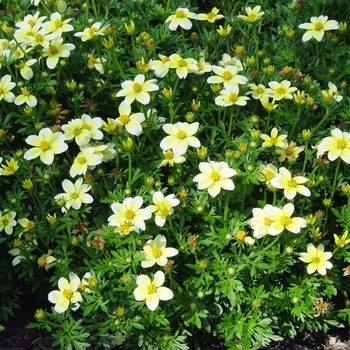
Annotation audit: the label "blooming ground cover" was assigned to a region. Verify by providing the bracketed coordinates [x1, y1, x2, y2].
[0, 0, 350, 349]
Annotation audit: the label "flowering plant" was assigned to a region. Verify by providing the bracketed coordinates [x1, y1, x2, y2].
[0, 0, 350, 349]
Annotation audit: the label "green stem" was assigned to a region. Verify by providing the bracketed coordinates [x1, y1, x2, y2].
[181, 28, 188, 55]
[245, 234, 281, 260]
[301, 141, 309, 175]
[128, 152, 132, 185]
[223, 191, 231, 225]
[312, 107, 330, 134]
[290, 105, 302, 140]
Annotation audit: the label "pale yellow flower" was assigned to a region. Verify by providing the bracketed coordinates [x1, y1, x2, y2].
[165, 8, 197, 31]
[165, 53, 198, 79]
[317, 128, 350, 163]
[141, 234, 178, 268]
[266, 80, 297, 100]
[0, 211, 17, 235]
[116, 74, 159, 105]
[193, 161, 236, 198]
[299, 244, 333, 275]
[43, 12, 74, 35]
[116, 101, 145, 136]
[257, 163, 278, 189]
[246, 83, 269, 101]
[215, 85, 250, 107]
[270, 167, 311, 200]
[268, 203, 307, 235]
[334, 231, 350, 248]
[260, 128, 287, 148]
[70, 147, 103, 177]
[198, 7, 223, 23]
[133, 271, 173, 311]
[0, 158, 19, 176]
[275, 141, 305, 163]
[160, 122, 200, 154]
[216, 24, 231, 37]
[48, 272, 82, 313]
[207, 65, 248, 89]
[74, 22, 109, 41]
[237, 5, 264, 23]
[0, 74, 15, 103]
[42, 37, 75, 69]
[298, 16, 338, 42]
[250, 204, 274, 239]
[158, 149, 186, 167]
[14, 87, 37, 107]
[24, 128, 68, 165]
[321, 82, 343, 103]
[148, 192, 180, 227]
[108, 196, 151, 233]
[54, 178, 93, 213]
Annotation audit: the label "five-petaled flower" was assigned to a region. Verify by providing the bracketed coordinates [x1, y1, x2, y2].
[24, 128, 68, 165]
[299, 243, 333, 275]
[116, 101, 145, 136]
[141, 234, 179, 268]
[74, 22, 109, 41]
[160, 122, 201, 154]
[266, 80, 298, 100]
[54, 178, 93, 213]
[334, 231, 350, 248]
[0, 211, 17, 235]
[317, 128, 350, 164]
[165, 8, 197, 31]
[260, 128, 287, 148]
[0, 74, 16, 103]
[108, 196, 151, 233]
[198, 7, 224, 23]
[193, 161, 236, 197]
[48, 272, 82, 313]
[207, 65, 248, 90]
[116, 74, 159, 105]
[148, 191, 180, 227]
[270, 167, 311, 200]
[42, 37, 75, 69]
[298, 16, 338, 42]
[250, 204, 275, 239]
[237, 5, 264, 23]
[133, 270, 173, 311]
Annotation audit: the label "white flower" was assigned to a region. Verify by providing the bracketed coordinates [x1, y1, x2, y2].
[133, 271, 173, 311]
[24, 128, 68, 165]
[0, 211, 17, 235]
[54, 178, 93, 213]
[165, 8, 197, 31]
[193, 161, 236, 197]
[141, 234, 178, 268]
[116, 101, 145, 136]
[48, 272, 82, 313]
[108, 196, 151, 233]
[148, 191, 180, 227]
[74, 22, 109, 41]
[298, 16, 338, 42]
[160, 122, 200, 154]
[69, 147, 103, 177]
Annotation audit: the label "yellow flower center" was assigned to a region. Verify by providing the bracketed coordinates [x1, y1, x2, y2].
[178, 59, 187, 67]
[37, 257, 47, 267]
[314, 22, 324, 31]
[0, 88, 3, 95]
[161, 57, 170, 64]
[256, 87, 265, 94]
[263, 217, 273, 226]
[49, 45, 58, 54]
[17, 61, 25, 69]
[222, 71, 232, 81]
[14, 49, 22, 58]
[62, 289, 73, 299]
[2, 218, 9, 226]
[152, 247, 162, 258]
[248, 14, 257, 21]
[39, 141, 50, 151]
[287, 178, 298, 187]
[312, 256, 321, 264]
[336, 139, 347, 149]
[276, 87, 287, 95]
[176, 130, 186, 139]
[119, 114, 129, 125]
[22, 89, 31, 96]
[81, 123, 90, 130]
[132, 82, 142, 93]
[229, 92, 238, 103]
[54, 19, 63, 28]
[175, 9, 185, 18]
[164, 150, 174, 159]
[76, 156, 86, 164]
[285, 147, 293, 156]
[207, 12, 215, 20]
[88, 57, 96, 65]
[147, 283, 157, 294]
[280, 216, 292, 226]
[70, 192, 79, 199]
[89, 27, 98, 36]
[156, 203, 171, 218]
[34, 33, 44, 43]
[264, 170, 275, 180]
[210, 171, 220, 181]
[28, 19, 36, 26]
[73, 127, 81, 135]
[124, 209, 134, 220]
[119, 222, 133, 235]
